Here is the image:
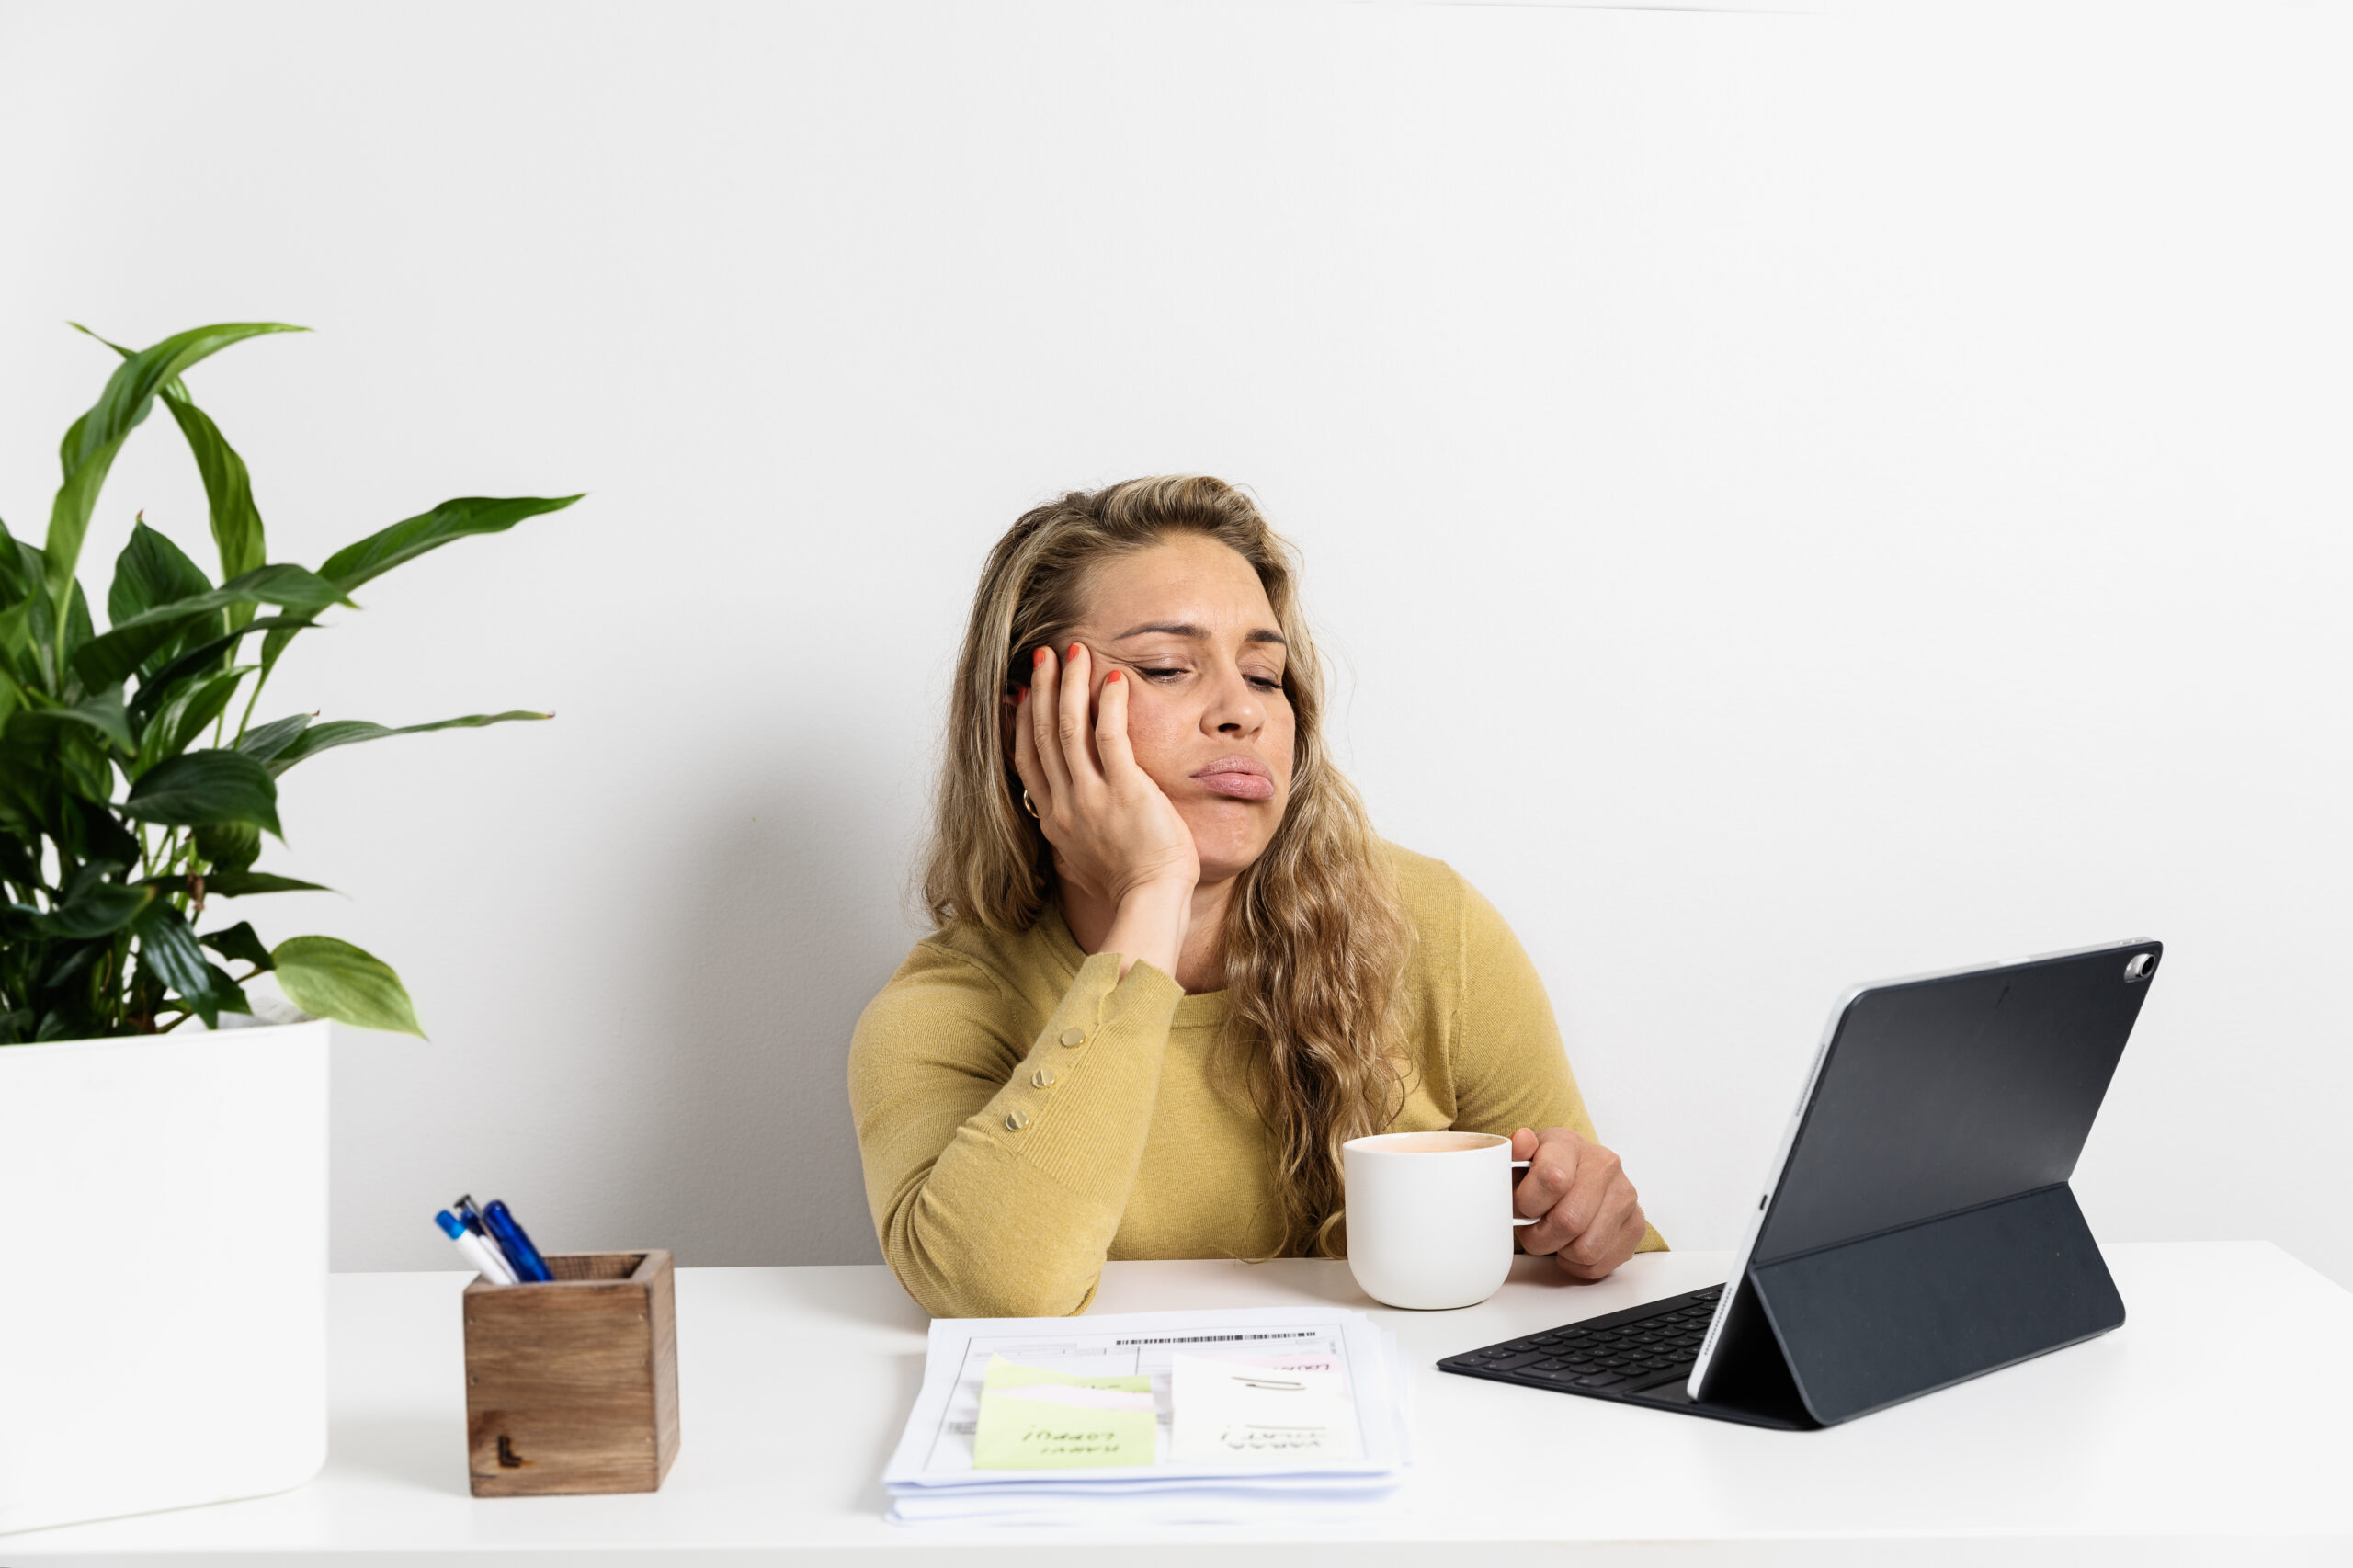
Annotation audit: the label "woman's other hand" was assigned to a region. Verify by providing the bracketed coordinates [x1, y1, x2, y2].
[1014, 642, 1199, 978]
[1509, 1125, 1648, 1280]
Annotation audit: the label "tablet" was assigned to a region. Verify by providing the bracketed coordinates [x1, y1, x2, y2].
[1687, 937, 2162, 1405]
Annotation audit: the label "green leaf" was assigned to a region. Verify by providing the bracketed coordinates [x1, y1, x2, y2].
[320, 494, 582, 595]
[128, 613, 308, 724]
[194, 819, 261, 870]
[41, 937, 106, 991]
[63, 579, 94, 666]
[235, 713, 311, 763]
[43, 430, 135, 652]
[0, 514, 28, 603]
[78, 685, 135, 753]
[66, 794, 142, 867]
[202, 962, 252, 1019]
[0, 832, 40, 891]
[133, 899, 222, 1027]
[0, 596, 31, 670]
[1, 518, 36, 687]
[160, 395, 267, 599]
[267, 710, 551, 775]
[108, 519, 214, 637]
[6, 685, 136, 756]
[133, 665, 251, 777]
[121, 749, 281, 835]
[76, 329, 264, 598]
[36, 880, 153, 938]
[206, 869, 331, 896]
[54, 727, 114, 802]
[73, 565, 342, 690]
[271, 935, 422, 1037]
[6, 536, 52, 678]
[47, 323, 306, 641]
[199, 919, 274, 971]
[142, 868, 332, 898]
[58, 857, 120, 903]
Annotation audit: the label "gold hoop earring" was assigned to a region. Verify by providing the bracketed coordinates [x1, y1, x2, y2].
[1020, 789, 1040, 819]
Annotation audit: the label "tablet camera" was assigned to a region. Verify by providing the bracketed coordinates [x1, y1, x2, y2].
[2124, 952, 2157, 983]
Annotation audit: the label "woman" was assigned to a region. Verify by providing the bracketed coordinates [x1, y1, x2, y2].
[849, 476, 1662, 1317]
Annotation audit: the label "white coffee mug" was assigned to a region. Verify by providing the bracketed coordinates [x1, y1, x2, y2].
[1341, 1130, 1539, 1310]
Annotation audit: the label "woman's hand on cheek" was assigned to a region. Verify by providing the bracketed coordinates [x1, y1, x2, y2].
[1014, 644, 1200, 974]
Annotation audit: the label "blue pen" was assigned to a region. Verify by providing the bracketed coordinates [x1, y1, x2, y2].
[451, 1195, 498, 1250]
[435, 1210, 518, 1284]
[482, 1199, 553, 1283]
[451, 1194, 524, 1278]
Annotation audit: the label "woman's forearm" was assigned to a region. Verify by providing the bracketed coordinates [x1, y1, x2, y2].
[867, 952, 1184, 1317]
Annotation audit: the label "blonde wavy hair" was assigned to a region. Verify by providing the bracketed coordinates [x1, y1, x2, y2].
[923, 476, 1412, 1256]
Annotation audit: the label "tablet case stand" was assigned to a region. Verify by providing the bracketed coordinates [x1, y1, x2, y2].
[1654, 1182, 2125, 1430]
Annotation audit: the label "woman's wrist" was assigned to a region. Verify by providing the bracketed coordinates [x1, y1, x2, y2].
[1105, 876, 1193, 980]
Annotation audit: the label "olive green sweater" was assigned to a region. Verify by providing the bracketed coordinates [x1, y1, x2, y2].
[847, 845, 1664, 1318]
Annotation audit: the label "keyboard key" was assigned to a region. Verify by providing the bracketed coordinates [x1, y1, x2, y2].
[1575, 1372, 1627, 1388]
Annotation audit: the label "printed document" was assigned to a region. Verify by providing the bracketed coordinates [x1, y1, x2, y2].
[882, 1305, 1408, 1494]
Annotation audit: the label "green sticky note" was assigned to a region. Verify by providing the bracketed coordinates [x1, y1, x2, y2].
[972, 1355, 1156, 1470]
[982, 1355, 1149, 1395]
[972, 1393, 1156, 1469]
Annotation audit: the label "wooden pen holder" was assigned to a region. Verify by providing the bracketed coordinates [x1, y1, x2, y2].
[461, 1250, 680, 1497]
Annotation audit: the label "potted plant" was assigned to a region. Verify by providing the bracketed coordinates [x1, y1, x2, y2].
[0, 322, 575, 1534]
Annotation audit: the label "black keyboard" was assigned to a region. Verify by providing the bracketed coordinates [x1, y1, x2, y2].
[1438, 1283, 1725, 1403]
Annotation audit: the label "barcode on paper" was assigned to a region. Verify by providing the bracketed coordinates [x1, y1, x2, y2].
[1110, 1331, 1321, 1346]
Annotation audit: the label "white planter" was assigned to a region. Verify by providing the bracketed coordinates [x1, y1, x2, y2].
[0, 1018, 329, 1534]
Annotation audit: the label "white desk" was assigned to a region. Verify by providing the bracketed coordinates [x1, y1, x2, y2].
[8, 1243, 2349, 1565]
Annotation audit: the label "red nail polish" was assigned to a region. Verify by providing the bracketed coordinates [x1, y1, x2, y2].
[1033, 647, 1049, 667]
[1017, 686, 1029, 702]
[1067, 643, 1082, 662]
[1105, 670, 1121, 684]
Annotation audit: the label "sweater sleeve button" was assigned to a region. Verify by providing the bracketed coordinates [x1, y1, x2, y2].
[1004, 1110, 1029, 1131]
[1059, 1028, 1086, 1048]
[1030, 1067, 1056, 1089]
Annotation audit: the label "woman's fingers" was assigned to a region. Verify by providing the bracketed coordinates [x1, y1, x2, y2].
[1514, 1128, 1639, 1271]
[1095, 665, 1140, 780]
[1011, 680, 1050, 821]
[1553, 1179, 1645, 1279]
[1056, 642, 1104, 787]
[1029, 646, 1073, 803]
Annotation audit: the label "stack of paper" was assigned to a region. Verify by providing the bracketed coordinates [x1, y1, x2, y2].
[881, 1305, 1413, 1525]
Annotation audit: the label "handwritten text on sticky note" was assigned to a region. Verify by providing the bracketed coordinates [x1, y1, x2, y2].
[972, 1355, 1157, 1469]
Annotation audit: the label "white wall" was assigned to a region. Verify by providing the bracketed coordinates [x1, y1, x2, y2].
[4, 2, 2347, 1287]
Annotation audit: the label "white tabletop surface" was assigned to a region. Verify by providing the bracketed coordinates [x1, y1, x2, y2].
[7, 1243, 2350, 1565]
